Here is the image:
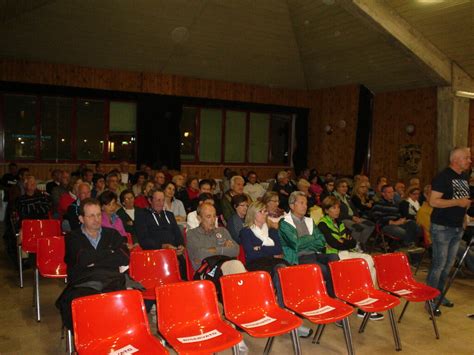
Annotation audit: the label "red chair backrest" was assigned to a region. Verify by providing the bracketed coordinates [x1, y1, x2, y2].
[36, 236, 67, 277]
[220, 271, 277, 317]
[329, 258, 375, 298]
[22, 219, 62, 253]
[129, 249, 182, 290]
[156, 280, 221, 333]
[278, 264, 328, 307]
[373, 253, 413, 290]
[72, 290, 151, 353]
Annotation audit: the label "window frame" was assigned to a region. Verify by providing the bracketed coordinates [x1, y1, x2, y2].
[181, 106, 293, 166]
[0, 93, 137, 163]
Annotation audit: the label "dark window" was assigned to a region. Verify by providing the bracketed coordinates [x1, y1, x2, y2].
[180, 107, 197, 161]
[180, 107, 292, 165]
[4, 94, 37, 160]
[76, 99, 105, 161]
[41, 96, 73, 160]
[108, 101, 136, 161]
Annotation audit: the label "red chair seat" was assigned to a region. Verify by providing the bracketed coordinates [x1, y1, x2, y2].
[288, 295, 353, 324]
[345, 290, 400, 313]
[220, 271, 302, 338]
[72, 290, 168, 355]
[22, 219, 62, 253]
[373, 253, 440, 303]
[156, 280, 242, 354]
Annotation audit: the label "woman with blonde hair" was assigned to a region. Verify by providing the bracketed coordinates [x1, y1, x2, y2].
[240, 201, 312, 338]
[351, 179, 374, 218]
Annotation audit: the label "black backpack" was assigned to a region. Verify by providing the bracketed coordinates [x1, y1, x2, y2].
[193, 255, 234, 300]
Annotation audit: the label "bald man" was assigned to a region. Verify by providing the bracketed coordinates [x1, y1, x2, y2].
[427, 147, 471, 314]
[186, 203, 240, 271]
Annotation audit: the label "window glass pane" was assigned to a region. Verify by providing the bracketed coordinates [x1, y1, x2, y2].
[77, 99, 105, 160]
[109, 101, 136, 132]
[199, 108, 222, 162]
[180, 107, 197, 161]
[41, 97, 73, 160]
[249, 113, 269, 163]
[108, 134, 136, 161]
[4, 94, 37, 160]
[109, 101, 136, 161]
[224, 111, 246, 163]
[270, 114, 291, 164]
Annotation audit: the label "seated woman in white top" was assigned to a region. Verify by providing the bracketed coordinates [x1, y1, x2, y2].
[163, 182, 186, 223]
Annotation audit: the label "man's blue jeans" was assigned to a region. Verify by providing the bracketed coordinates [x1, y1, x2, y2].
[426, 223, 463, 293]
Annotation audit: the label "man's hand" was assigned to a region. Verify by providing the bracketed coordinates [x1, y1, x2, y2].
[457, 198, 471, 208]
[162, 243, 177, 250]
[274, 254, 284, 259]
[223, 239, 234, 247]
[176, 245, 185, 256]
[279, 189, 289, 196]
[353, 216, 361, 223]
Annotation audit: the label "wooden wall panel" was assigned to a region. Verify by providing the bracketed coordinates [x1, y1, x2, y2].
[307, 85, 360, 175]
[0, 59, 310, 108]
[370, 87, 437, 188]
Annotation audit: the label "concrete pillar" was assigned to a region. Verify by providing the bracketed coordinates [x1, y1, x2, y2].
[437, 86, 470, 171]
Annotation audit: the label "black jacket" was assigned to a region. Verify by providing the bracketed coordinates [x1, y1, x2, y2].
[135, 208, 184, 250]
[64, 227, 129, 284]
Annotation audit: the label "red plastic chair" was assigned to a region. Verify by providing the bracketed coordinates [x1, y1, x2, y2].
[220, 271, 303, 355]
[34, 236, 67, 322]
[72, 290, 168, 355]
[129, 249, 182, 300]
[373, 252, 440, 339]
[156, 280, 242, 354]
[237, 244, 246, 264]
[329, 258, 402, 351]
[278, 264, 355, 355]
[18, 219, 62, 288]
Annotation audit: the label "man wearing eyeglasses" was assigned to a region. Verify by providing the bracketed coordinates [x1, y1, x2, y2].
[57, 198, 130, 330]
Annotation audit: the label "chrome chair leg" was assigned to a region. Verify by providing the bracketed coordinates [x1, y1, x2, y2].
[342, 317, 355, 355]
[34, 268, 41, 322]
[315, 324, 326, 344]
[398, 300, 410, 323]
[388, 309, 402, 351]
[263, 336, 275, 355]
[358, 312, 370, 333]
[290, 329, 302, 355]
[427, 300, 440, 339]
[232, 344, 240, 355]
[18, 245, 24, 288]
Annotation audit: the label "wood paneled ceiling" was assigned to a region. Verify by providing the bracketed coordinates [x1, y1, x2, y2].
[0, 0, 472, 93]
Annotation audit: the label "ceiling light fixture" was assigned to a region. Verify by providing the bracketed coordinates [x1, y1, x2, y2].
[455, 90, 474, 99]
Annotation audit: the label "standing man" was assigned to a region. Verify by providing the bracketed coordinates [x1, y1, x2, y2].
[427, 147, 471, 314]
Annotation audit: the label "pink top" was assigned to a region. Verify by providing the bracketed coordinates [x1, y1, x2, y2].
[101, 213, 127, 237]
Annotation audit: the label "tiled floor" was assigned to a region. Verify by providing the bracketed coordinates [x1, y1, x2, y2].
[0, 238, 473, 354]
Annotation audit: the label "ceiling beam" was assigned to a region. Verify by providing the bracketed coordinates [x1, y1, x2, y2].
[339, 0, 453, 86]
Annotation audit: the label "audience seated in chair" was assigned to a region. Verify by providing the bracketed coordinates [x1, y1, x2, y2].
[278, 191, 338, 297]
[135, 189, 187, 279]
[372, 184, 423, 252]
[56, 198, 129, 331]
